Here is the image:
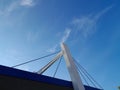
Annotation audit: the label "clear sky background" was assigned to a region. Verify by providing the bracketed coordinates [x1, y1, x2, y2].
[0, 0, 120, 90]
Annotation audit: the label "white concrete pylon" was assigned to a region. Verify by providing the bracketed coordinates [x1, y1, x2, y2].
[61, 43, 85, 90]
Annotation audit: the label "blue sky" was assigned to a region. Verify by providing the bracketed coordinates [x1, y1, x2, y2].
[0, 0, 120, 90]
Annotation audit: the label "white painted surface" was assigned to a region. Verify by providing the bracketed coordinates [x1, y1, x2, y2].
[61, 43, 85, 90]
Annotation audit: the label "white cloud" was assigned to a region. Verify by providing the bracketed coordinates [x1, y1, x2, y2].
[47, 5, 113, 53]
[47, 44, 58, 53]
[27, 31, 40, 43]
[47, 28, 71, 53]
[0, 0, 35, 16]
[20, 0, 35, 7]
[60, 28, 71, 43]
[72, 16, 96, 38]
[72, 5, 113, 38]
[95, 5, 114, 20]
[0, 1, 19, 16]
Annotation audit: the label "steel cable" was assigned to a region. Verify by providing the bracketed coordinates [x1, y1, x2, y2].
[12, 51, 60, 68]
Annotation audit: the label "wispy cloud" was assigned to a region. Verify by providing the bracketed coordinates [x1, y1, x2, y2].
[60, 28, 71, 43]
[0, 1, 19, 16]
[26, 31, 40, 43]
[20, 0, 35, 7]
[72, 5, 114, 38]
[0, 0, 36, 16]
[47, 44, 58, 53]
[94, 5, 114, 20]
[72, 16, 96, 38]
[47, 5, 113, 53]
[47, 28, 71, 53]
